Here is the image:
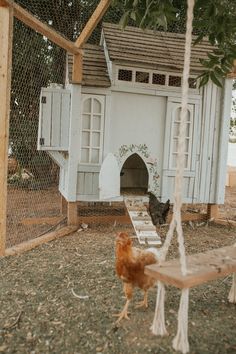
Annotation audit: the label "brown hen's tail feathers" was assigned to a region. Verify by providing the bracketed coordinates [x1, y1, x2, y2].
[146, 247, 161, 260]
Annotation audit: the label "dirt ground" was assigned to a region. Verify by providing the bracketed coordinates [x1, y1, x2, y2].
[1, 221, 236, 354]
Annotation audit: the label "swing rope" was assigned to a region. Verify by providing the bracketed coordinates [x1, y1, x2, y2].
[151, 0, 195, 353]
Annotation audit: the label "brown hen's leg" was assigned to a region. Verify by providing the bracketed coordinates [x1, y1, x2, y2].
[113, 283, 133, 323]
[136, 291, 148, 308]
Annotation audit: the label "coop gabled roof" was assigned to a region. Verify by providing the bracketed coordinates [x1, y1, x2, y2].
[68, 43, 110, 87]
[102, 22, 214, 74]
[68, 23, 215, 86]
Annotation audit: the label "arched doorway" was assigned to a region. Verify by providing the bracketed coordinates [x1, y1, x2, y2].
[120, 153, 149, 195]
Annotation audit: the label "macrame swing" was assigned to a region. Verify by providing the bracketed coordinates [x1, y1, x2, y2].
[145, 0, 236, 353]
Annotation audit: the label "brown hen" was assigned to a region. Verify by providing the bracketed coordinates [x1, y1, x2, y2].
[114, 232, 160, 322]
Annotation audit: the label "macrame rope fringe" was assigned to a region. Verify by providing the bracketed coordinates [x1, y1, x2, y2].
[172, 288, 190, 354]
[228, 273, 236, 303]
[151, 281, 168, 336]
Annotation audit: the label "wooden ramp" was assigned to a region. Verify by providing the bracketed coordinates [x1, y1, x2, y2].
[145, 245, 236, 289]
[124, 196, 161, 246]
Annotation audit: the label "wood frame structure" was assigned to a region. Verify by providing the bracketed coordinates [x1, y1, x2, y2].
[75, 0, 111, 48]
[72, 0, 111, 84]
[0, 0, 81, 54]
[0, 0, 112, 256]
[5, 226, 78, 256]
[0, 4, 13, 256]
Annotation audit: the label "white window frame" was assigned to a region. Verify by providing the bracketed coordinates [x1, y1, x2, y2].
[115, 65, 198, 91]
[80, 95, 105, 165]
[169, 104, 194, 171]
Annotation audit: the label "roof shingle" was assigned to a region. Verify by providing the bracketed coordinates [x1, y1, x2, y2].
[102, 22, 213, 74]
[68, 43, 110, 87]
[68, 22, 215, 86]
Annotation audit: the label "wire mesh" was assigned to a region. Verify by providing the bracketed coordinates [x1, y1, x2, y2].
[77, 202, 130, 227]
[7, 18, 66, 248]
[6, 1, 124, 249]
[14, 0, 122, 43]
[5, 1, 233, 250]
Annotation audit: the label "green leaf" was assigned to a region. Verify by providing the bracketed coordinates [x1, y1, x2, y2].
[198, 74, 209, 88]
[210, 71, 223, 87]
[193, 33, 204, 46]
[207, 3, 216, 17]
[213, 49, 225, 56]
[209, 33, 216, 45]
[130, 10, 136, 21]
[214, 66, 225, 77]
[207, 53, 217, 60]
[119, 11, 131, 29]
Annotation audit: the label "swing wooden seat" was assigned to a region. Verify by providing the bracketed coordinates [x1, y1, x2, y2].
[145, 245, 236, 289]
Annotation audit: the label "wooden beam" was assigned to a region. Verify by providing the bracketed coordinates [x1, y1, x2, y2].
[0, 0, 8, 6]
[72, 53, 83, 84]
[214, 218, 236, 228]
[5, 226, 78, 256]
[73, 0, 111, 83]
[2, 0, 81, 54]
[0, 5, 13, 256]
[75, 0, 111, 48]
[70, 215, 131, 225]
[145, 245, 236, 289]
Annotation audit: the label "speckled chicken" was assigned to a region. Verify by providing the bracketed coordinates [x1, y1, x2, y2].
[148, 192, 170, 225]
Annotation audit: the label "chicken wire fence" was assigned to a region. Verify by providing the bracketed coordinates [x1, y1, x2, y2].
[6, 1, 125, 249]
[6, 1, 190, 249]
[7, 18, 65, 248]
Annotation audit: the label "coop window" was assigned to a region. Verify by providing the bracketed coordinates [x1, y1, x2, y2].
[189, 77, 197, 89]
[170, 107, 193, 170]
[135, 71, 149, 83]
[169, 75, 182, 87]
[152, 73, 166, 85]
[81, 97, 104, 164]
[118, 69, 133, 82]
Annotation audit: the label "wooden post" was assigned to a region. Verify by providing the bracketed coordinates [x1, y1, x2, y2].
[66, 85, 81, 226]
[0, 4, 13, 256]
[207, 204, 219, 220]
[60, 195, 68, 216]
[215, 78, 233, 203]
[67, 202, 78, 226]
[72, 53, 83, 84]
[72, 0, 111, 85]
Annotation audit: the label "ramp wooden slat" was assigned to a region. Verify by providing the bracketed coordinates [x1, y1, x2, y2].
[145, 245, 236, 289]
[136, 225, 156, 231]
[124, 197, 161, 246]
[132, 216, 151, 221]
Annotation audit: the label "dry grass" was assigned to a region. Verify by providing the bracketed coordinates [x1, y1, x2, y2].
[1, 222, 236, 354]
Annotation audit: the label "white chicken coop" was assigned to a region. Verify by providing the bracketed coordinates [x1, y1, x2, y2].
[38, 23, 232, 206]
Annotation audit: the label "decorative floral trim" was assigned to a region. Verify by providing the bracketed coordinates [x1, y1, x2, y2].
[118, 144, 150, 159]
[115, 144, 160, 196]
